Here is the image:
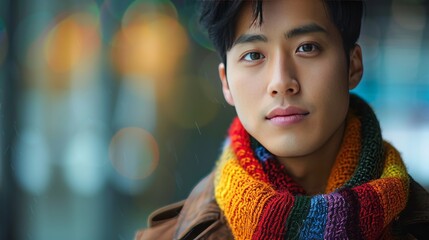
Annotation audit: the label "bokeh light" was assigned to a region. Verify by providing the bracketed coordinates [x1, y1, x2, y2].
[109, 127, 159, 180]
[111, 4, 188, 80]
[63, 129, 107, 196]
[43, 11, 101, 74]
[13, 129, 51, 195]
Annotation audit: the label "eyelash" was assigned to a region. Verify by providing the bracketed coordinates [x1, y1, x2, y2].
[241, 52, 265, 62]
[240, 43, 321, 62]
[296, 43, 321, 54]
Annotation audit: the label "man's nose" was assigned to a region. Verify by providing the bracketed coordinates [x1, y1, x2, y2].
[267, 55, 300, 97]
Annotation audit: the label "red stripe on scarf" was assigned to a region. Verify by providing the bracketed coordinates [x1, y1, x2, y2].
[229, 118, 269, 183]
[253, 192, 295, 240]
[355, 184, 385, 239]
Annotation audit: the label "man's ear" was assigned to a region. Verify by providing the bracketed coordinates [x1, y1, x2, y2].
[218, 63, 235, 106]
[348, 44, 364, 90]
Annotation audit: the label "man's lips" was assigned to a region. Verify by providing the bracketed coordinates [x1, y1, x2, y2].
[266, 106, 309, 119]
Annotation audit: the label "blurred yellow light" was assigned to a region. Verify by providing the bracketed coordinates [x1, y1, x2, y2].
[43, 12, 101, 74]
[109, 127, 159, 179]
[111, 12, 188, 79]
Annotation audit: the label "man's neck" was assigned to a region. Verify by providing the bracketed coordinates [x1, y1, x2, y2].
[277, 122, 346, 196]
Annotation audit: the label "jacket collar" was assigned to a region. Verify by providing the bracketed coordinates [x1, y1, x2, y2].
[174, 172, 229, 239]
[400, 177, 429, 225]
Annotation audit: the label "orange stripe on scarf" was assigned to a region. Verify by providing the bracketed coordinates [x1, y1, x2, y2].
[326, 113, 361, 193]
[369, 142, 409, 227]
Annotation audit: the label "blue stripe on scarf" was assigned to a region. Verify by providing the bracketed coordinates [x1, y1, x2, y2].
[299, 195, 328, 239]
[255, 145, 272, 162]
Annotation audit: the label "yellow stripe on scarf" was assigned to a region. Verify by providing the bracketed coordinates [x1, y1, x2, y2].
[369, 142, 409, 227]
[214, 145, 276, 240]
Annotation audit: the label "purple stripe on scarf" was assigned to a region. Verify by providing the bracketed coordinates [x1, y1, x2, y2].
[324, 192, 348, 239]
[338, 188, 363, 239]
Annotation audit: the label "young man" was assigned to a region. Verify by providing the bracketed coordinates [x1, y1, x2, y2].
[135, 0, 429, 239]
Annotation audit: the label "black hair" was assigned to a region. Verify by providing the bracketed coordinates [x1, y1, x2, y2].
[199, 0, 364, 65]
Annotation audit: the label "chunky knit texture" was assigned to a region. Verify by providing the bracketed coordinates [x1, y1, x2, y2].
[214, 95, 409, 240]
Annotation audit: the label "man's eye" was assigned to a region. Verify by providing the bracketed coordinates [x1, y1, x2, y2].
[243, 52, 265, 61]
[296, 44, 319, 53]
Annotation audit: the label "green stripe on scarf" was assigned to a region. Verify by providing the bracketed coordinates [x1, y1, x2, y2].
[285, 196, 312, 239]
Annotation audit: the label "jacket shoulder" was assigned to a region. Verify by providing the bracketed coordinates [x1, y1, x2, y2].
[174, 172, 232, 239]
[135, 200, 185, 240]
[135, 172, 233, 240]
[396, 176, 429, 239]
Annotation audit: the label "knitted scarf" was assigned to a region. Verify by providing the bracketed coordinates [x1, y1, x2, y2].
[214, 95, 409, 240]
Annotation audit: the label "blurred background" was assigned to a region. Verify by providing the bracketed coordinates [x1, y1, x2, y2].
[0, 0, 428, 239]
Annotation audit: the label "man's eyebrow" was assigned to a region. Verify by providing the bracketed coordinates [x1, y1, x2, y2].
[232, 34, 268, 47]
[285, 23, 327, 38]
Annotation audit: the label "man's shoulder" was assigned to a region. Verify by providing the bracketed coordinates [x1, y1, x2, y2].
[134, 200, 184, 240]
[396, 176, 429, 239]
[134, 172, 233, 240]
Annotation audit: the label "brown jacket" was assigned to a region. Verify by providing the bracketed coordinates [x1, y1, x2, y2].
[135, 173, 429, 240]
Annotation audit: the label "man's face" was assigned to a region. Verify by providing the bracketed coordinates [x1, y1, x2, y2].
[219, 0, 363, 159]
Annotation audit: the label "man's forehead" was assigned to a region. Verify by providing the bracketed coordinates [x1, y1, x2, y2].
[232, 23, 329, 47]
[232, 0, 333, 41]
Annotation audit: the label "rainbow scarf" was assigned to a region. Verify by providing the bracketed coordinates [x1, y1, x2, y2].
[214, 95, 409, 240]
